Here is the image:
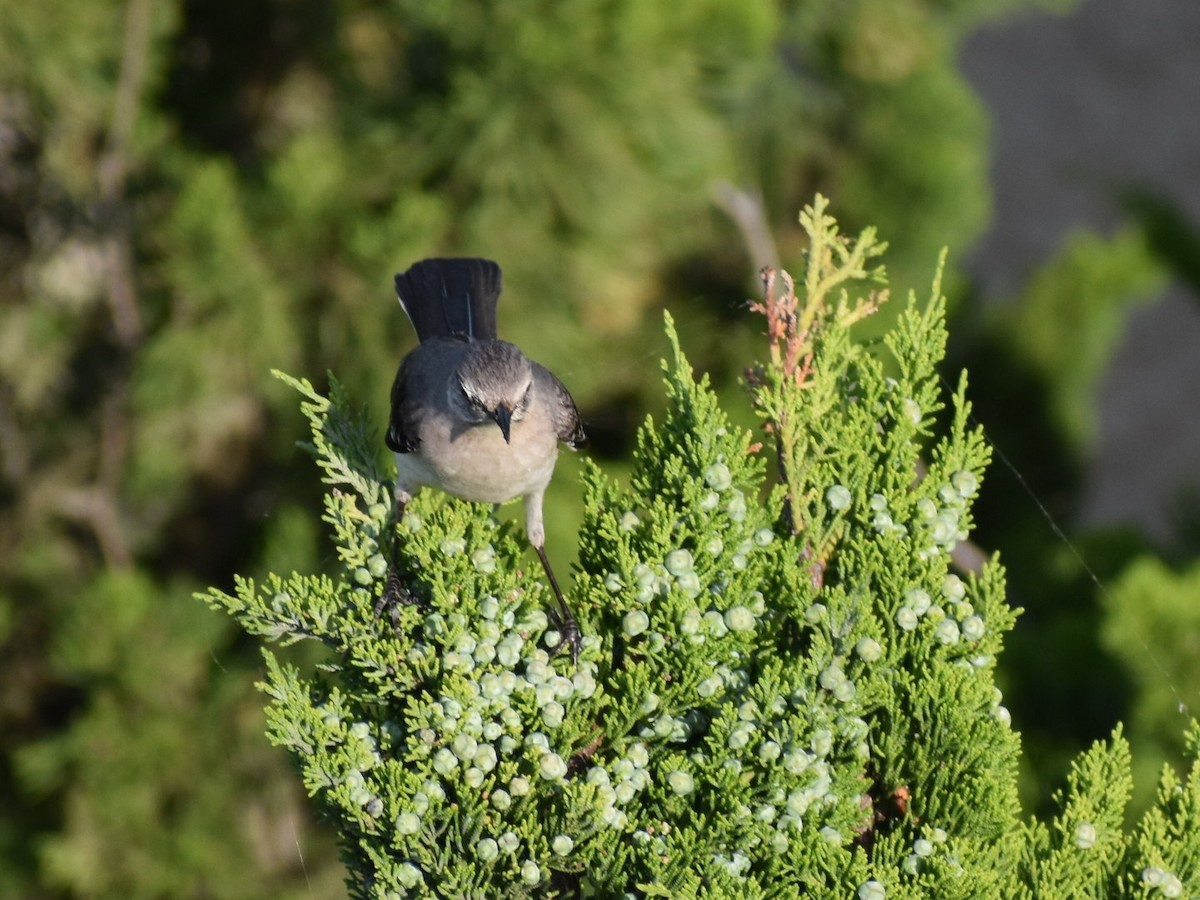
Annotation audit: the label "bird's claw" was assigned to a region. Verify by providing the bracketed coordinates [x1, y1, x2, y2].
[548, 608, 582, 665]
[375, 565, 423, 633]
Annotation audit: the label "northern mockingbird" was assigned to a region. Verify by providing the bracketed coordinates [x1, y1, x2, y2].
[385, 257, 588, 658]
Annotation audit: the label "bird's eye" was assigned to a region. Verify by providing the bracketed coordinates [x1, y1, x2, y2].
[459, 383, 486, 411]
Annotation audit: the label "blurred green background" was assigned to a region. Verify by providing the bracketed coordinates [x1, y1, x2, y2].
[2, 0, 1199, 895]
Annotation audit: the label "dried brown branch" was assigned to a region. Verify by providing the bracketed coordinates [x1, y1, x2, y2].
[712, 180, 781, 274]
[96, 0, 155, 347]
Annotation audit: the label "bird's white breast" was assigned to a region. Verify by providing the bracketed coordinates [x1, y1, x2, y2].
[394, 413, 560, 504]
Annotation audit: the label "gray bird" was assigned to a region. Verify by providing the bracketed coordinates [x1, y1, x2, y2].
[385, 258, 587, 658]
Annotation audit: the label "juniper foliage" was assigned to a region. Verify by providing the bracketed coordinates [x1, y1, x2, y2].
[203, 199, 1200, 897]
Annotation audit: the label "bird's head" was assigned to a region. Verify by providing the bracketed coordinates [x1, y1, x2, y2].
[456, 341, 534, 444]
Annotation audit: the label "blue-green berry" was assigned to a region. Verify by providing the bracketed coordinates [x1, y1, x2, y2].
[1074, 822, 1097, 850]
[930, 517, 956, 544]
[432, 748, 457, 774]
[623, 610, 650, 637]
[812, 729, 833, 757]
[498, 831, 519, 854]
[905, 589, 931, 614]
[758, 740, 782, 763]
[520, 860, 541, 886]
[474, 744, 498, 772]
[952, 470, 978, 497]
[396, 863, 422, 888]
[479, 595, 500, 619]
[826, 484, 852, 511]
[665, 549, 694, 576]
[819, 665, 845, 691]
[451, 733, 477, 762]
[855, 637, 883, 662]
[1141, 867, 1165, 887]
[542, 702, 565, 729]
[466, 639, 492, 663]
[934, 618, 960, 645]
[786, 789, 811, 815]
[395, 812, 421, 836]
[539, 753, 567, 780]
[728, 726, 752, 751]
[476, 838, 499, 861]
[471, 545, 496, 572]
[703, 610, 729, 636]
[552, 834, 574, 855]
[676, 571, 702, 597]
[572, 670, 597, 699]
[903, 397, 921, 423]
[439, 537, 465, 557]
[705, 462, 732, 491]
[725, 605, 756, 633]
[938, 483, 961, 505]
[962, 615, 985, 641]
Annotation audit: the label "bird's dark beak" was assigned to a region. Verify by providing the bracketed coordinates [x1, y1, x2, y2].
[491, 405, 512, 444]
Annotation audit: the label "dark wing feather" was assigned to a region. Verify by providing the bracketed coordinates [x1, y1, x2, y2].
[535, 364, 588, 450]
[393, 258, 502, 342]
[386, 356, 420, 453]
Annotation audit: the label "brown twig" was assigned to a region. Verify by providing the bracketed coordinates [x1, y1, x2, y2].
[96, 0, 154, 347]
[67, 0, 157, 566]
[712, 181, 781, 274]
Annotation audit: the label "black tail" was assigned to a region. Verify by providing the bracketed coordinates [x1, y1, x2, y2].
[393, 258, 502, 342]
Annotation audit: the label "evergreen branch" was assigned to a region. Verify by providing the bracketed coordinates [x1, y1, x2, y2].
[199, 201, 1200, 896]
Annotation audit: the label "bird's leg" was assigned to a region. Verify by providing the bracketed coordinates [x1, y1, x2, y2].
[524, 492, 581, 662]
[376, 489, 421, 628]
[534, 543, 581, 663]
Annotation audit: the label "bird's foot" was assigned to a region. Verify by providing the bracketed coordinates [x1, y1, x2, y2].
[375, 564, 423, 633]
[547, 608, 582, 665]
